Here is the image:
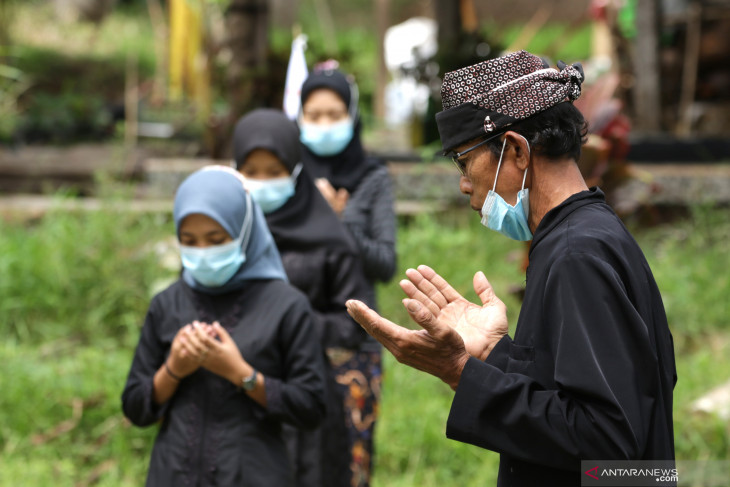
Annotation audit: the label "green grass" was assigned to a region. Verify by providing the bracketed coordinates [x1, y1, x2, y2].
[1, 198, 728, 486]
[493, 22, 594, 63]
[0, 196, 172, 343]
[0, 340, 156, 487]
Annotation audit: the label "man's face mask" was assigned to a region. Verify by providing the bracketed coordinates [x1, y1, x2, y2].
[244, 164, 302, 214]
[299, 118, 354, 157]
[480, 137, 533, 241]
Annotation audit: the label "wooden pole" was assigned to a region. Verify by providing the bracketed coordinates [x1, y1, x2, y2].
[146, 0, 168, 104]
[312, 0, 336, 54]
[435, 0, 460, 65]
[632, 0, 662, 133]
[676, 1, 702, 136]
[459, 0, 478, 34]
[125, 51, 139, 170]
[374, 0, 389, 121]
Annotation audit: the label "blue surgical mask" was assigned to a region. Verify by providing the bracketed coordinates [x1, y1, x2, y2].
[299, 118, 354, 156]
[179, 194, 253, 287]
[243, 163, 302, 214]
[480, 138, 533, 241]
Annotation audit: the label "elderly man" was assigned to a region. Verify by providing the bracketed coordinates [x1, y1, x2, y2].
[346, 50, 676, 486]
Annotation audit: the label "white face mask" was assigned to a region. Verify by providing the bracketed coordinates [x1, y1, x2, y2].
[299, 118, 354, 156]
[480, 136, 533, 241]
[243, 163, 302, 214]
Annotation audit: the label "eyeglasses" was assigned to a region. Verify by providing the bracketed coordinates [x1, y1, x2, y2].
[450, 135, 498, 176]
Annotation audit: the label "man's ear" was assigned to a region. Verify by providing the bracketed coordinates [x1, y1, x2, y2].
[504, 131, 530, 171]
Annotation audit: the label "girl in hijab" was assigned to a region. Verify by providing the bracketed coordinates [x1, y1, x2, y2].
[122, 166, 327, 487]
[233, 108, 375, 487]
[298, 66, 396, 487]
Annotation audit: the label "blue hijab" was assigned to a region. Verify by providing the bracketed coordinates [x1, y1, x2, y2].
[173, 165, 288, 295]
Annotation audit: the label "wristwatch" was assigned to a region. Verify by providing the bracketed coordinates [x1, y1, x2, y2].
[241, 369, 258, 391]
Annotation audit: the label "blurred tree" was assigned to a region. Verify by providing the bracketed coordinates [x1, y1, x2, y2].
[145, 0, 168, 104]
[632, 0, 662, 133]
[205, 0, 288, 158]
[224, 0, 269, 119]
[0, 0, 13, 50]
[415, 0, 500, 145]
[374, 0, 389, 120]
[54, 0, 118, 25]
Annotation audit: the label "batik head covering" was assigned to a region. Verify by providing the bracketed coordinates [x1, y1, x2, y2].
[173, 165, 288, 295]
[298, 67, 379, 193]
[232, 109, 356, 252]
[436, 50, 585, 153]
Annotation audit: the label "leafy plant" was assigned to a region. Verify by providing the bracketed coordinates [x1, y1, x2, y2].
[0, 61, 28, 142]
[0, 192, 173, 342]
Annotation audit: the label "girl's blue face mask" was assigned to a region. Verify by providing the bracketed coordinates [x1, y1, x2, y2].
[480, 137, 533, 241]
[179, 194, 253, 287]
[299, 118, 354, 156]
[243, 164, 302, 214]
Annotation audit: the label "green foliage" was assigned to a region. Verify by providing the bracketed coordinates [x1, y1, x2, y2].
[4, 2, 156, 144]
[17, 90, 114, 143]
[673, 339, 730, 463]
[373, 355, 500, 486]
[0, 193, 172, 343]
[487, 22, 593, 63]
[0, 340, 156, 486]
[636, 205, 730, 348]
[269, 23, 378, 121]
[0, 61, 27, 142]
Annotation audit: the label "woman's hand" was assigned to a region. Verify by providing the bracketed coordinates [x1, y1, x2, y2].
[153, 321, 212, 405]
[168, 321, 212, 378]
[315, 178, 349, 216]
[191, 322, 252, 385]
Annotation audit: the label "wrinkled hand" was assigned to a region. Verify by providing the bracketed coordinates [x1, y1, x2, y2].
[346, 299, 470, 390]
[400, 265, 508, 361]
[315, 178, 349, 215]
[168, 321, 213, 378]
[190, 322, 250, 384]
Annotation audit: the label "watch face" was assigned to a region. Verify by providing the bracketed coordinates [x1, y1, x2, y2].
[242, 369, 257, 390]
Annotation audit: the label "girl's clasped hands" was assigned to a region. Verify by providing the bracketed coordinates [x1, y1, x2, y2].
[167, 321, 247, 383]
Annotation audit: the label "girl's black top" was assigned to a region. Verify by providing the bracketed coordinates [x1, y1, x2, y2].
[122, 279, 327, 487]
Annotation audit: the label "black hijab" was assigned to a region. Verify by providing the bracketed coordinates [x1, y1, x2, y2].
[299, 69, 379, 193]
[233, 108, 355, 252]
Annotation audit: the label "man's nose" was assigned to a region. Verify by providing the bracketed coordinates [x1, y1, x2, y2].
[459, 175, 472, 195]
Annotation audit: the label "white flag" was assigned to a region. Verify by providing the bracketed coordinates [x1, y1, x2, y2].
[283, 34, 309, 120]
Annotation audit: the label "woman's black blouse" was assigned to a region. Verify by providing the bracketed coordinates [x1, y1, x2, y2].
[121, 279, 327, 487]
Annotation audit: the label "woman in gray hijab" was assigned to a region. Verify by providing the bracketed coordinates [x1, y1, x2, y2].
[122, 166, 327, 487]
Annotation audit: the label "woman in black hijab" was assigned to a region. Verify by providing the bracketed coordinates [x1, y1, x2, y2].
[233, 108, 375, 487]
[297, 67, 396, 487]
